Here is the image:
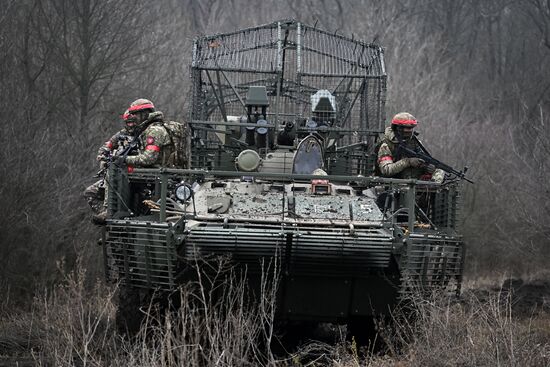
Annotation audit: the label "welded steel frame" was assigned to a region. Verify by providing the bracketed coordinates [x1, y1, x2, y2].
[189, 20, 387, 174]
[104, 167, 464, 294]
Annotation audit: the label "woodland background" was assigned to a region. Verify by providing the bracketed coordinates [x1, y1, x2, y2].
[1, 0, 549, 304]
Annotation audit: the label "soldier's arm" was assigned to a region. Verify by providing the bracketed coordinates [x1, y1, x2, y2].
[125, 126, 167, 167]
[125, 145, 159, 166]
[97, 130, 124, 160]
[378, 143, 411, 177]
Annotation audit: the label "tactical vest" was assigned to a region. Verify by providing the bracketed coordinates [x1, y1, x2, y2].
[376, 133, 425, 179]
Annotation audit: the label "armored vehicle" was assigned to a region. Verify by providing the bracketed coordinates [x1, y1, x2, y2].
[102, 20, 465, 335]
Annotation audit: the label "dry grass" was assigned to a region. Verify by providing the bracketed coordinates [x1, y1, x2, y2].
[1, 266, 550, 366]
[371, 285, 550, 366]
[0, 264, 118, 366]
[0, 258, 282, 366]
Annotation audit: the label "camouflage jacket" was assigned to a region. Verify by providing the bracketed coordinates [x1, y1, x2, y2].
[97, 129, 131, 161]
[125, 112, 174, 167]
[377, 126, 444, 182]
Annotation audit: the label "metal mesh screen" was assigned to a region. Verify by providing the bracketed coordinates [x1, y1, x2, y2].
[300, 25, 385, 77]
[432, 186, 461, 230]
[104, 221, 177, 290]
[193, 24, 280, 73]
[401, 235, 464, 295]
[190, 20, 387, 173]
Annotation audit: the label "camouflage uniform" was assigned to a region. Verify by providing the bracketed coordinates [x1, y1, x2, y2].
[84, 180, 106, 214]
[377, 126, 445, 183]
[90, 99, 184, 224]
[97, 129, 131, 161]
[124, 111, 175, 167]
[84, 129, 131, 214]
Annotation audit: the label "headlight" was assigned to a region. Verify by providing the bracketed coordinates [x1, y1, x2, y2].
[235, 149, 261, 172]
[175, 184, 192, 202]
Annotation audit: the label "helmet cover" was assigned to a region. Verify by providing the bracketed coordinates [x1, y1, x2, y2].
[128, 98, 155, 113]
[391, 112, 417, 127]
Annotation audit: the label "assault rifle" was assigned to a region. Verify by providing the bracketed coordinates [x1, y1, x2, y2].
[94, 133, 133, 178]
[94, 112, 159, 177]
[396, 135, 474, 184]
[113, 112, 160, 165]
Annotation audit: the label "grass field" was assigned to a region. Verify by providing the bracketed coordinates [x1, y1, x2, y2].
[1, 268, 549, 366]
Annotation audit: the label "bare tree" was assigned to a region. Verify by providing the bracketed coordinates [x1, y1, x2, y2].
[28, 0, 153, 126]
[3, 0, 550, 301]
[523, 0, 550, 50]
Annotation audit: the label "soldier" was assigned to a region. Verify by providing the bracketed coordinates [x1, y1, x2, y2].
[377, 112, 444, 183]
[113, 98, 174, 168]
[90, 99, 188, 225]
[84, 110, 136, 224]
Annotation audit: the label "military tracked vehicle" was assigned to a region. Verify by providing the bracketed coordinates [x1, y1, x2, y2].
[102, 20, 465, 334]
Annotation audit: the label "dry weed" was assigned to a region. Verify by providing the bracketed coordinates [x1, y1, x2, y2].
[2, 264, 550, 366]
[0, 257, 282, 366]
[373, 286, 550, 366]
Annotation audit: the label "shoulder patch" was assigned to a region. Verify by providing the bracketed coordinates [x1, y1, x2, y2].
[146, 136, 155, 145]
[145, 125, 170, 144]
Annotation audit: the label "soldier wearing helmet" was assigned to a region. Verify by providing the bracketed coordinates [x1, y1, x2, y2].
[84, 110, 136, 223]
[115, 98, 173, 168]
[377, 112, 444, 183]
[97, 110, 137, 164]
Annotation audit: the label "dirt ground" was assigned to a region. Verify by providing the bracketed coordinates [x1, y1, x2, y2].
[463, 274, 550, 318]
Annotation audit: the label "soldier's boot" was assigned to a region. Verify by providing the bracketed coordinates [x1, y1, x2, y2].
[91, 210, 108, 225]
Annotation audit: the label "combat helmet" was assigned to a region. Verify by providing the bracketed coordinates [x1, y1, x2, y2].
[127, 98, 155, 124]
[128, 98, 155, 113]
[391, 112, 417, 127]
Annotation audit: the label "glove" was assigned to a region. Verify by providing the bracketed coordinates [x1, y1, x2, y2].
[407, 157, 425, 168]
[113, 155, 126, 167]
[425, 164, 436, 173]
[431, 170, 445, 183]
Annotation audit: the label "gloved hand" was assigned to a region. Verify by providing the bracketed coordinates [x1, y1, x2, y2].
[425, 163, 436, 173]
[431, 170, 445, 183]
[113, 155, 126, 167]
[407, 157, 425, 168]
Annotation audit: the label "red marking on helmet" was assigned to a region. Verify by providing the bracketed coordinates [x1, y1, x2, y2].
[378, 156, 393, 163]
[122, 112, 130, 120]
[146, 136, 155, 145]
[145, 145, 160, 152]
[127, 166, 134, 173]
[128, 103, 155, 112]
[106, 141, 113, 149]
[392, 119, 417, 126]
